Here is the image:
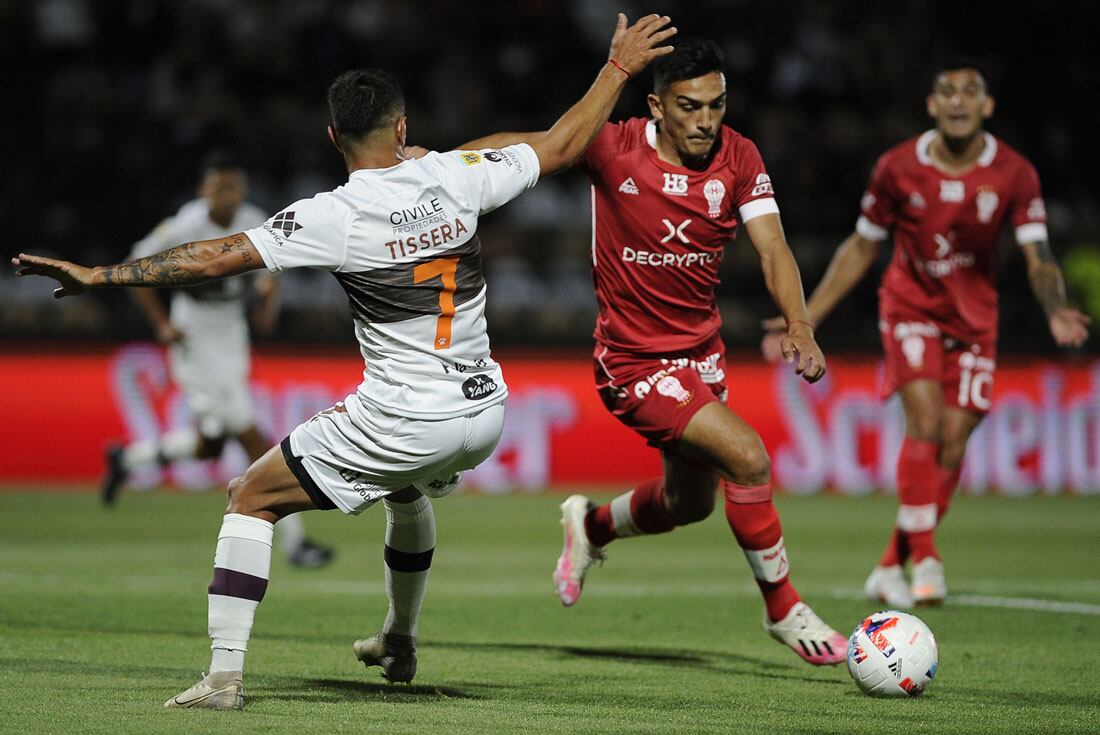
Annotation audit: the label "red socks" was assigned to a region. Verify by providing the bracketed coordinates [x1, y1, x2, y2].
[724, 482, 801, 622]
[887, 437, 941, 564]
[935, 464, 962, 521]
[584, 477, 677, 547]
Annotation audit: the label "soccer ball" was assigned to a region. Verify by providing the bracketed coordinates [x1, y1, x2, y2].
[847, 610, 938, 697]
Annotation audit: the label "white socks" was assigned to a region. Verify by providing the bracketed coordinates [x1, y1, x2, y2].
[275, 514, 307, 556]
[382, 496, 435, 638]
[207, 513, 274, 673]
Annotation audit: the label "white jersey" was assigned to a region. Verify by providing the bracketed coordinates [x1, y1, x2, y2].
[245, 144, 540, 420]
[131, 198, 269, 334]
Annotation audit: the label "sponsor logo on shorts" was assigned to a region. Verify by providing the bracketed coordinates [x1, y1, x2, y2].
[339, 467, 383, 503]
[462, 374, 499, 400]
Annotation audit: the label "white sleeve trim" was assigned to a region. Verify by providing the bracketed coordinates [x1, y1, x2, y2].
[243, 230, 281, 273]
[511, 143, 542, 187]
[856, 215, 889, 242]
[738, 197, 780, 223]
[1015, 222, 1049, 246]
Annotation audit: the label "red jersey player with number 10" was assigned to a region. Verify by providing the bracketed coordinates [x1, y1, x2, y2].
[462, 38, 847, 666]
[764, 59, 1089, 609]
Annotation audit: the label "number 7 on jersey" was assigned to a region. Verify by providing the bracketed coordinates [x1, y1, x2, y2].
[413, 256, 459, 349]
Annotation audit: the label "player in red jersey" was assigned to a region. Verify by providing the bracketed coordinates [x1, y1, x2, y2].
[763, 59, 1089, 607]
[461, 38, 847, 665]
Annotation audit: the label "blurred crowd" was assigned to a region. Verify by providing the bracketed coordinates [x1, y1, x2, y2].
[3, 0, 1097, 353]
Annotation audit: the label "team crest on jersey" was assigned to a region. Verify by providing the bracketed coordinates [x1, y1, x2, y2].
[662, 172, 688, 196]
[459, 152, 482, 166]
[750, 173, 773, 197]
[619, 177, 639, 195]
[976, 187, 999, 223]
[269, 211, 303, 238]
[703, 179, 726, 217]
[939, 180, 965, 202]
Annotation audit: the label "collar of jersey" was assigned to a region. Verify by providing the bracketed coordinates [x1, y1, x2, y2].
[643, 119, 724, 176]
[349, 157, 415, 179]
[915, 129, 998, 172]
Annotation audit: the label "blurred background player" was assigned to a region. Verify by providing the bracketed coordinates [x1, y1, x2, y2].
[460, 37, 847, 666]
[763, 59, 1089, 607]
[102, 152, 334, 568]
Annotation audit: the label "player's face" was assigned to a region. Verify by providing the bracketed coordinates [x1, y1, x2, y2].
[200, 169, 247, 223]
[927, 69, 994, 141]
[648, 72, 727, 162]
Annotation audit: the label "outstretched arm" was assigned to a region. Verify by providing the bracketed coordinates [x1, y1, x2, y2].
[12, 233, 263, 298]
[463, 14, 675, 177]
[746, 213, 825, 383]
[804, 230, 880, 327]
[1020, 239, 1090, 347]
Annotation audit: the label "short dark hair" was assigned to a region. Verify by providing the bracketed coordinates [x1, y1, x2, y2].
[327, 69, 405, 141]
[931, 56, 992, 92]
[200, 149, 245, 178]
[652, 37, 724, 93]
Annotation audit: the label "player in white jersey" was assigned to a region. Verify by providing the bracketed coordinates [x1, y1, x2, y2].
[14, 14, 675, 710]
[101, 153, 334, 568]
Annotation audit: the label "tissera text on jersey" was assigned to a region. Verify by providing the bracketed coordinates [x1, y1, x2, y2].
[384, 217, 468, 260]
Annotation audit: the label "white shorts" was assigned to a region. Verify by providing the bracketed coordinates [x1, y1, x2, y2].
[281, 394, 506, 514]
[169, 331, 254, 438]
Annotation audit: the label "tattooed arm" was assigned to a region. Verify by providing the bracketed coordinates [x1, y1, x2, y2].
[1020, 239, 1090, 347]
[12, 233, 263, 298]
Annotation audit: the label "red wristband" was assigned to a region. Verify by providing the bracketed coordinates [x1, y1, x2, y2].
[787, 319, 814, 330]
[607, 58, 631, 78]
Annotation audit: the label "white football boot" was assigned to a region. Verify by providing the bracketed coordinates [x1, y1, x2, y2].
[164, 671, 243, 710]
[353, 631, 417, 684]
[911, 557, 946, 606]
[764, 602, 848, 665]
[863, 564, 915, 609]
[552, 495, 605, 606]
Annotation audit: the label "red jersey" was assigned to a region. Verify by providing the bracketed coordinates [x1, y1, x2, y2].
[579, 117, 779, 352]
[858, 130, 1048, 343]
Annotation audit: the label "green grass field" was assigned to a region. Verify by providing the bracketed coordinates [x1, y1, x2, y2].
[1, 490, 1098, 734]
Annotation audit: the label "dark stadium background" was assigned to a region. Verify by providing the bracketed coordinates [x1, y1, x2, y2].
[2, 0, 1097, 355]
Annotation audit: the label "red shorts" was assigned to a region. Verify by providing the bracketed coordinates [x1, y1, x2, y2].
[594, 334, 729, 450]
[879, 306, 996, 413]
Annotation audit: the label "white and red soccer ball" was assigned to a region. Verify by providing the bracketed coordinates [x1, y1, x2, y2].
[847, 611, 938, 697]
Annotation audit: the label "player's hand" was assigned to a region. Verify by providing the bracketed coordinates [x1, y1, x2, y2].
[781, 322, 826, 383]
[11, 253, 95, 298]
[608, 13, 676, 77]
[399, 145, 431, 160]
[759, 315, 787, 363]
[1048, 307, 1090, 348]
[155, 322, 185, 345]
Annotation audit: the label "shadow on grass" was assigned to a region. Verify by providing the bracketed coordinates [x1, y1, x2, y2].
[427, 639, 846, 687]
[248, 677, 478, 705]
